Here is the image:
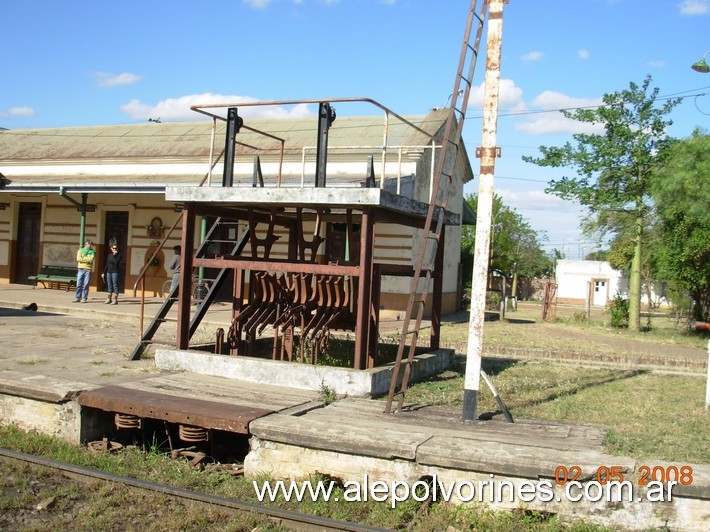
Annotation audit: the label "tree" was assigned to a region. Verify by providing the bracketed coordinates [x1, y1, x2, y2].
[523, 76, 681, 331]
[650, 130, 710, 322]
[461, 193, 552, 298]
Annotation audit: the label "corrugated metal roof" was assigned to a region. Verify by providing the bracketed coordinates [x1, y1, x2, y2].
[0, 110, 449, 162]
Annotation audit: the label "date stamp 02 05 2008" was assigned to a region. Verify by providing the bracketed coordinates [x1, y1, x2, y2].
[554, 465, 694, 486]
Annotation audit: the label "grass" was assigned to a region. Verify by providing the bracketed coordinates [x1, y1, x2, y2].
[1, 302, 707, 530]
[403, 359, 709, 465]
[434, 304, 707, 356]
[16, 358, 47, 366]
[38, 329, 66, 338]
[396, 302, 709, 464]
[0, 426, 604, 531]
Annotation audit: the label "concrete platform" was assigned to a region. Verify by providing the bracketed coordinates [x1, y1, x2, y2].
[246, 398, 710, 531]
[1, 284, 709, 530]
[154, 347, 454, 397]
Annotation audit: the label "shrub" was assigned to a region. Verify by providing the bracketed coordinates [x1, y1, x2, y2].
[609, 295, 629, 328]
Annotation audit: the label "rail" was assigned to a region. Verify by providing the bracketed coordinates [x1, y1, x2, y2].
[191, 97, 444, 197]
[0, 448, 381, 532]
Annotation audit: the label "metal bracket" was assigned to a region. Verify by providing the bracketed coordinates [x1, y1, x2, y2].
[475, 146, 501, 158]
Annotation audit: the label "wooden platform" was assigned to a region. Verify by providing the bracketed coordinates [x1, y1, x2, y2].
[78, 373, 319, 434]
[248, 397, 626, 480]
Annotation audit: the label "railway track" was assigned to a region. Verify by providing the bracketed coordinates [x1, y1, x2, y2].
[0, 447, 388, 532]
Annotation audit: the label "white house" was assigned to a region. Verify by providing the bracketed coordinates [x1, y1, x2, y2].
[555, 260, 624, 306]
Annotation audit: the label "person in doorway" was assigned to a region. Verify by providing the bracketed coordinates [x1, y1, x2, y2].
[74, 239, 96, 303]
[101, 241, 122, 304]
[168, 245, 181, 296]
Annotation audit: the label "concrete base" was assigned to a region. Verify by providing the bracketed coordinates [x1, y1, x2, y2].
[154, 348, 454, 397]
[0, 372, 105, 444]
[245, 398, 710, 531]
[246, 438, 709, 531]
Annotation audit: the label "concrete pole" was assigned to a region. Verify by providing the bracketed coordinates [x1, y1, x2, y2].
[462, 0, 506, 422]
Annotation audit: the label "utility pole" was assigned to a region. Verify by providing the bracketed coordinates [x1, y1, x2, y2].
[462, 0, 507, 422]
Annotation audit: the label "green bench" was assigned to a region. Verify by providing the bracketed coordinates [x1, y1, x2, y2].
[28, 265, 78, 291]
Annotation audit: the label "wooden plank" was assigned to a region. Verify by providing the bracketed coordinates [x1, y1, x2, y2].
[249, 413, 432, 460]
[306, 399, 605, 451]
[417, 435, 635, 480]
[78, 385, 273, 434]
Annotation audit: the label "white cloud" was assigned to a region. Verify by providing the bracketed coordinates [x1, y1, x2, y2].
[93, 72, 141, 87]
[498, 188, 577, 213]
[496, 188, 585, 242]
[646, 59, 666, 69]
[243, 0, 273, 7]
[2, 106, 36, 117]
[577, 49, 590, 59]
[121, 93, 315, 122]
[469, 78, 527, 112]
[514, 91, 604, 135]
[679, 0, 709, 15]
[521, 51, 543, 63]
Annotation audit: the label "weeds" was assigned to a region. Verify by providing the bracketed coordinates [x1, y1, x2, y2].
[319, 382, 338, 405]
[17, 358, 47, 366]
[39, 329, 66, 338]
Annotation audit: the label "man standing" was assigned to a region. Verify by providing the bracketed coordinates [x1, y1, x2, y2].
[74, 239, 96, 303]
[168, 245, 181, 296]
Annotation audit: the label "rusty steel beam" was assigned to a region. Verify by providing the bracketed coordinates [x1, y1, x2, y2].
[193, 257, 359, 276]
[177, 204, 196, 350]
[354, 209, 375, 370]
[191, 204, 295, 228]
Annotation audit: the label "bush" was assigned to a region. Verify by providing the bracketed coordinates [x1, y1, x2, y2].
[486, 290, 502, 311]
[609, 295, 629, 328]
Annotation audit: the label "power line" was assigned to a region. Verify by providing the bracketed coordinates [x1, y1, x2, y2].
[465, 88, 710, 119]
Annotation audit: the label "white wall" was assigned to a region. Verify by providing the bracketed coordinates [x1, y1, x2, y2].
[556, 260, 623, 305]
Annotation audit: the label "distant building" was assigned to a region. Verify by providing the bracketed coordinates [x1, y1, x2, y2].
[556, 259, 667, 308]
[556, 260, 623, 306]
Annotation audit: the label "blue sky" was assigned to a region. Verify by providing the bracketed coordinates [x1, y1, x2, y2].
[2, 0, 709, 259]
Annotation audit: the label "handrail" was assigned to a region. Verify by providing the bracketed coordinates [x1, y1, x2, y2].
[190, 97, 439, 143]
[191, 98, 442, 195]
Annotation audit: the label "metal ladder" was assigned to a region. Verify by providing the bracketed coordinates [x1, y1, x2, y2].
[129, 219, 250, 360]
[384, 0, 488, 413]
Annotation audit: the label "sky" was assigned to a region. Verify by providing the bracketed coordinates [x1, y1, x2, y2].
[2, 0, 709, 259]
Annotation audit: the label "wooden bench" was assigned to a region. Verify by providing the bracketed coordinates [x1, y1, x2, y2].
[28, 265, 78, 291]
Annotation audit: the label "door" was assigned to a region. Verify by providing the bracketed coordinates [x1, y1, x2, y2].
[592, 279, 608, 306]
[15, 202, 42, 284]
[104, 211, 129, 291]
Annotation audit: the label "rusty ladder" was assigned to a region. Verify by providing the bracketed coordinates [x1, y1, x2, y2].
[385, 0, 488, 414]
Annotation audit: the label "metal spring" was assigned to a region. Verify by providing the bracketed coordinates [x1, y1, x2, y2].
[115, 413, 141, 430]
[179, 424, 209, 443]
